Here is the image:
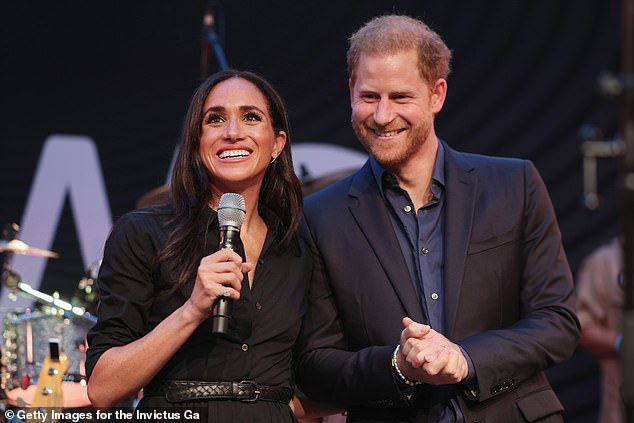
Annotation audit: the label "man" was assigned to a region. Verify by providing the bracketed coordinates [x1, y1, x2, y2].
[296, 15, 580, 422]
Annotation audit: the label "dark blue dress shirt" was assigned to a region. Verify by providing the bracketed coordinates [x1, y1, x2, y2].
[369, 142, 464, 423]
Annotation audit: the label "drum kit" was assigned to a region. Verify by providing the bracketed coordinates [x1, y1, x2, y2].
[0, 228, 99, 411]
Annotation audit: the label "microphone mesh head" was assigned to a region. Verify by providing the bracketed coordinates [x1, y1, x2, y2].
[218, 193, 246, 229]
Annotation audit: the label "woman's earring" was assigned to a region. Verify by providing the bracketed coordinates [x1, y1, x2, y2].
[270, 156, 277, 164]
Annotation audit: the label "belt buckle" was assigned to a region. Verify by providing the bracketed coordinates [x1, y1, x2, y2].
[237, 380, 260, 403]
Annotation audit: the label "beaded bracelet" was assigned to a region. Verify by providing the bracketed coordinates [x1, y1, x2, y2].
[392, 345, 422, 386]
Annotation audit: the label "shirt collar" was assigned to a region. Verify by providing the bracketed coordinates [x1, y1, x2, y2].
[369, 140, 446, 195]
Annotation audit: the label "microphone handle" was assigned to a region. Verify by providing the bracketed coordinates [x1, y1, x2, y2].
[211, 296, 232, 335]
[211, 226, 240, 336]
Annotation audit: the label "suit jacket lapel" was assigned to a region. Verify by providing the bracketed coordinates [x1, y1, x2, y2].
[347, 162, 426, 323]
[443, 144, 476, 337]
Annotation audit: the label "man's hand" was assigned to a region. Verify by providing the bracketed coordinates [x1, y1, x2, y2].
[397, 317, 468, 385]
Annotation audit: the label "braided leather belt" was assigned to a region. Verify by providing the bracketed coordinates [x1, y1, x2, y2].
[144, 380, 293, 404]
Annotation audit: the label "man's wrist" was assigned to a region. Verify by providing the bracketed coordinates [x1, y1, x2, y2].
[392, 345, 422, 387]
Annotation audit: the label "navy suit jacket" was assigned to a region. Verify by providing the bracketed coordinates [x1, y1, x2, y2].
[296, 142, 581, 422]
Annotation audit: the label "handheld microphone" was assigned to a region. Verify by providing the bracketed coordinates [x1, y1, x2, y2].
[211, 193, 246, 336]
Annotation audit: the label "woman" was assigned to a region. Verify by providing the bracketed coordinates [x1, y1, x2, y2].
[86, 69, 309, 422]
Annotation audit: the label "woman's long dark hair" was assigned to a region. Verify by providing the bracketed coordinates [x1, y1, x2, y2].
[155, 70, 303, 292]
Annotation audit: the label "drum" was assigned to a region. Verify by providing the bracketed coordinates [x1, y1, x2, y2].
[1, 309, 95, 408]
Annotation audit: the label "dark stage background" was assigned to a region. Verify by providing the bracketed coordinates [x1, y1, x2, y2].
[0, 1, 625, 420]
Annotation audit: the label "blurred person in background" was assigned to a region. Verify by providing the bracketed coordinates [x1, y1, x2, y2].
[576, 237, 626, 423]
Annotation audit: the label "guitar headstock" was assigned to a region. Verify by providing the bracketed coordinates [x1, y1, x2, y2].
[26, 339, 69, 423]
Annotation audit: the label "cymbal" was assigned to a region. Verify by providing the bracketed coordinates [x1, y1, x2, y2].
[0, 239, 59, 258]
[136, 184, 170, 209]
[301, 167, 359, 197]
